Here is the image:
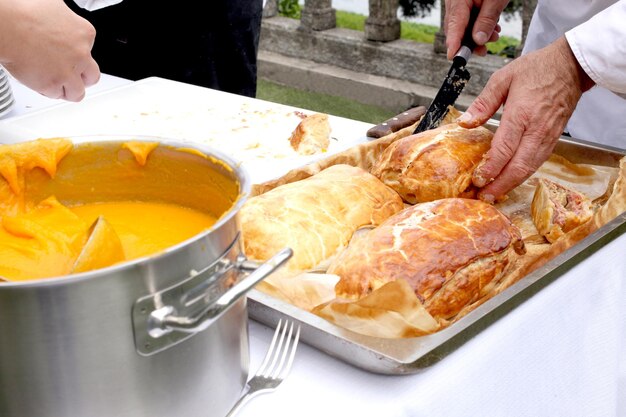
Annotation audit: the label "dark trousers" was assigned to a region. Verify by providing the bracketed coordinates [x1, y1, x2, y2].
[66, 0, 262, 97]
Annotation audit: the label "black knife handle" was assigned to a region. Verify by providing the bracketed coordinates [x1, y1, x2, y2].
[461, 6, 480, 51]
[454, 6, 480, 66]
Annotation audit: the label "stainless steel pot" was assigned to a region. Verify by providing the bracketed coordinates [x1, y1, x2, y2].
[0, 136, 291, 417]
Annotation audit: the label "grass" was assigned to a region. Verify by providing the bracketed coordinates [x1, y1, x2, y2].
[335, 10, 519, 57]
[261, 8, 520, 122]
[256, 79, 395, 124]
[337, 10, 438, 43]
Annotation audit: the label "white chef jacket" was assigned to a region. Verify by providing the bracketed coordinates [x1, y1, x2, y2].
[523, 0, 626, 149]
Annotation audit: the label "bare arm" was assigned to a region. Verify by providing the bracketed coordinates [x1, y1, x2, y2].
[0, 0, 100, 101]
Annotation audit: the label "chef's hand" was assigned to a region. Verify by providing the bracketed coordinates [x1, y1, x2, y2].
[457, 36, 595, 202]
[444, 0, 508, 59]
[0, 0, 100, 102]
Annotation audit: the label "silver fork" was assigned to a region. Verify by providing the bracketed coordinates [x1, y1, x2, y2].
[225, 319, 301, 417]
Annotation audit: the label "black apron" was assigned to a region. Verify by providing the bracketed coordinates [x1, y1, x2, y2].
[66, 0, 262, 97]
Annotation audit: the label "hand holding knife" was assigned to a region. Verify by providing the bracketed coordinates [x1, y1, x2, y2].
[413, 7, 480, 134]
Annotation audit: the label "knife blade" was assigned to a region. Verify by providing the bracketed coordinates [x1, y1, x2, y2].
[414, 7, 480, 134]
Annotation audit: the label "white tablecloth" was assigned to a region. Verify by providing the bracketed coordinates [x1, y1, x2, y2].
[247, 233, 626, 417]
[4, 75, 626, 417]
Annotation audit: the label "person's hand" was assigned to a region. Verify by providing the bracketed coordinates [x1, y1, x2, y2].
[444, 0, 509, 59]
[0, 0, 100, 101]
[457, 36, 595, 202]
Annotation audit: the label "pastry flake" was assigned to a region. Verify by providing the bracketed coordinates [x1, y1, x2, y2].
[288, 113, 331, 155]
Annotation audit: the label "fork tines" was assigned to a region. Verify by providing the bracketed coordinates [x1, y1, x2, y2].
[257, 319, 300, 379]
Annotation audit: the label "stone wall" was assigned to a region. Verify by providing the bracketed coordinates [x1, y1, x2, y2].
[259, 16, 508, 97]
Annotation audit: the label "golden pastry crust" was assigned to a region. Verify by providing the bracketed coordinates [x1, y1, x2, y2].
[329, 198, 526, 320]
[239, 164, 404, 272]
[289, 113, 331, 155]
[370, 123, 492, 204]
[531, 178, 594, 243]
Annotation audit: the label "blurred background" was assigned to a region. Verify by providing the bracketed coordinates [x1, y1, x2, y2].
[257, 0, 535, 123]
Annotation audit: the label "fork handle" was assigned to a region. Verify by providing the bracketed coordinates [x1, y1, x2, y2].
[224, 393, 250, 417]
[224, 389, 263, 417]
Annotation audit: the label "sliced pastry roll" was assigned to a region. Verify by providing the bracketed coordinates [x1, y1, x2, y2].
[328, 198, 526, 321]
[531, 178, 594, 243]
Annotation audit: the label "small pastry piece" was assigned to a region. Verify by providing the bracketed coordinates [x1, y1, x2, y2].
[239, 164, 404, 273]
[289, 113, 331, 155]
[370, 123, 492, 204]
[531, 178, 594, 243]
[328, 198, 526, 321]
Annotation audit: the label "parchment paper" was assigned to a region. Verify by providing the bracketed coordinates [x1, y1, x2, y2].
[251, 123, 626, 339]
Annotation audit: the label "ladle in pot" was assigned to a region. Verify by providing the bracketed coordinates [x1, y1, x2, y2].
[72, 216, 125, 274]
[0, 216, 124, 281]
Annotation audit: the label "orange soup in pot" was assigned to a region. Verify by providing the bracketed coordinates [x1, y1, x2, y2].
[0, 138, 220, 281]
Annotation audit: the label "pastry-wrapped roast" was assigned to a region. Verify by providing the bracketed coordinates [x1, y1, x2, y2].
[239, 164, 404, 272]
[328, 198, 526, 321]
[370, 123, 492, 204]
[531, 178, 594, 243]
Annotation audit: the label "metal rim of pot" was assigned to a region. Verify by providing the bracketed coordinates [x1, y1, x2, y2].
[2, 134, 253, 287]
[0, 134, 292, 355]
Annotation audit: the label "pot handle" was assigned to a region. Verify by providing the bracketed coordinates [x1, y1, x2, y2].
[147, 248, 292, 338]
[132, 243, 292, 356]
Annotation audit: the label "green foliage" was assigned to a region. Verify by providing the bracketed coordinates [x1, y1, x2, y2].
[335, 11, 518, 58]
[486, 35, 520, 58]
[278, 0, 301, 19]
[502, 0, 523, 21]
[399, 0, 436, 18]
[399, 0, 521, 20]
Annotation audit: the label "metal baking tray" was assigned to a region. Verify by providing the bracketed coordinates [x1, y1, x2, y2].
[247, 133, 626, 375]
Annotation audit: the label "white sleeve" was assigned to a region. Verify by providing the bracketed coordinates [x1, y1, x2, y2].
[72, 0, 124, 11]
[565, 0, 626, 95]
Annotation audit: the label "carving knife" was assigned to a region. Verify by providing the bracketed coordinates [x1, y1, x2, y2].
[414, 7, 479, 134]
